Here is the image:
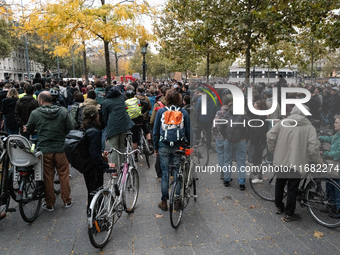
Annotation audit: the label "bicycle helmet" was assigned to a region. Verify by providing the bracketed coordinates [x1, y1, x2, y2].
[50, 87, 59, 96]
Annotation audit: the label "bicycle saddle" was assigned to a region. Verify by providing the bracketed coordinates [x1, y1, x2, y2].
[175, 150, 186, 155]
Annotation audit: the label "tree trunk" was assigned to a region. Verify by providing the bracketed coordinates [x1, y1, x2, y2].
[104, 40, 111, 85]
[245, 43, 251, 84]
[82, 41, 88, 83]
[206, 53, 210, 83]
[115, 51, 119, 76]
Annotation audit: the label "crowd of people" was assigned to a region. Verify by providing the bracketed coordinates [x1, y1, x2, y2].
[0, 72, 339, 222]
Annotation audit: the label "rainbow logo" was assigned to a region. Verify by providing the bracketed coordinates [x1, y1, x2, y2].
[197, 82, 222, 106]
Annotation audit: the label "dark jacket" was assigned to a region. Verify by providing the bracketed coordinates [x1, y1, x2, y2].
[330, 94, 340, 115]
[250, 115, 268, 145]
[306, 95, 321, 120]
[26, 104, 74, 153]
[33, 78, 45, 89]
[101, 87, 135, 140]
[85, 124, 109, 172]
[195, 95, 217, 123]
[14, 95, 39, 132]
[2, 98, 20, 130]
[66, 87, 78, 105]
[0, 90, 8, 106]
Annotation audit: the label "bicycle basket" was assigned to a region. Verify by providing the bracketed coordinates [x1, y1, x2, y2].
[7, 135, 43, 181]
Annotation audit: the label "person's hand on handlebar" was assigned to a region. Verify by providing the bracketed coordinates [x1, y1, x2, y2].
[109, 163, 116, 168]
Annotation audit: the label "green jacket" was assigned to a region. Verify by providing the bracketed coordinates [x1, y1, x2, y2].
[26, 104, 74, 153]
[319, 132, 340, 161]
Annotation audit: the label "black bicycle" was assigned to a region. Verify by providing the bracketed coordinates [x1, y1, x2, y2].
[137, 125, 152, 168]
[169, 144, 201, 228]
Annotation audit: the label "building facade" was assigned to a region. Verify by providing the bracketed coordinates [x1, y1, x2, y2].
[0, 50, 44, 81]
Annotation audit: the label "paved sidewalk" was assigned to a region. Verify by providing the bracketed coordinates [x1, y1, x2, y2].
[0, 152, 340, 255]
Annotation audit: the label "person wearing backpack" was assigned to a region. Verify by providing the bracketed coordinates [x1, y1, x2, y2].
[82, 105, 115, 209]
[125, 89, 153, 161]
[153, 89, 190, 211]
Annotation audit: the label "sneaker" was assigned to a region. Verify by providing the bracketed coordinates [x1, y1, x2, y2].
[252, 178, 263, 184]
[42, 202, 54, 212]
[223, 180, 230, 187]
[276, 207, 284, 215]
[240, 184, 246, 191]
[65, 201, 74, 208]
[282, 214, 301, 222]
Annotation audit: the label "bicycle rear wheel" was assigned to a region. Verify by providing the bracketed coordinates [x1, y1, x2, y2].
[169, 176, 184, 228]
[123, 168, 139, 211]
[306, 178, 340, 228]
[195, 141, 209, 167]
[88, 190, 114, 248]
[249, 169, 278, 202]
[19, 175, 42, 222]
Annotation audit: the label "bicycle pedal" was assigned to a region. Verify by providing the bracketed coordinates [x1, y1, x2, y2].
[7, 208, 16, 212]
[125, 209, 134, 214]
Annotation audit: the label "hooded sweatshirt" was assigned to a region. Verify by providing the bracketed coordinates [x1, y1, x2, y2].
[26, 104, 74, 153]
[101, 87, 135, 139]
[267, 114, 323, 172]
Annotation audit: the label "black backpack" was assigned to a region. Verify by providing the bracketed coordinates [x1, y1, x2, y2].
[220, 109, 248, 143]
[64, 128, 96, 173]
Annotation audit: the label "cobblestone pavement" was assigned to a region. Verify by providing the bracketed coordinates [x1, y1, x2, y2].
[0, 151, 340, 255]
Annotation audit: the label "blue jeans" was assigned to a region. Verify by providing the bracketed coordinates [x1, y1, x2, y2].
[223, 140, 246, 185]
[159, 145, 181, 201]
[326, 178, 340, 210]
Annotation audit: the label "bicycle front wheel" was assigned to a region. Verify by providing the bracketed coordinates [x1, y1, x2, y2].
[123, 168, 139, 211]
[249, 170, 277, 202]
[19, 175, 42, 222]
[306, 178, 340, 228]
[88, 190, 114, 248]
[169, 177, 184, 229]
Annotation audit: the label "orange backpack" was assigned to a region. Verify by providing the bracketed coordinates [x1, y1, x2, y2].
[160, 106, 185, 146]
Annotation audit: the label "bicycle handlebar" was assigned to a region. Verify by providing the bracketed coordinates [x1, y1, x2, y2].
[108, 148, 141, 156]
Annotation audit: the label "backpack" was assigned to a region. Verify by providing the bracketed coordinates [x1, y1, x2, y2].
[220, 109, 248, 143]
[154, 101, 164, 112]
[64, 128, 96, 173]
[125, 98, 142, 119]
[160, 106, 185, 146]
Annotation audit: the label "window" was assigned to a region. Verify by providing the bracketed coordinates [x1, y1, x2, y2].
[230, 72, 237, 78]
[239, 71, 246, 78]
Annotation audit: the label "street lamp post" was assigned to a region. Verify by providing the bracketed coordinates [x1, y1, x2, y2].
[141, 43, 148, 82]
[311, 37, 314, 84]
[21, 0, 30, 82]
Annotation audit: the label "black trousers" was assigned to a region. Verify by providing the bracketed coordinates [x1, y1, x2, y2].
[83, 170, 104, 211]
[275, 169, 301, 216]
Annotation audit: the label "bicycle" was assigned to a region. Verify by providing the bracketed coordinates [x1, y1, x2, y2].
[0, 132, 20, 220]
[249, 147, 277, 201]
[87, 145, 140, 248]
[169, 144, 201, 228]
[7, 135, 45, 222]
[194, 128, 209, 167]
[137, 124, 152, 168]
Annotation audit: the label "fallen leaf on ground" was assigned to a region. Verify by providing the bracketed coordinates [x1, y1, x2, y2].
[249, 205, 256, 209]
[154, 214, 163, 218]
[314, 231, 324, 239]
